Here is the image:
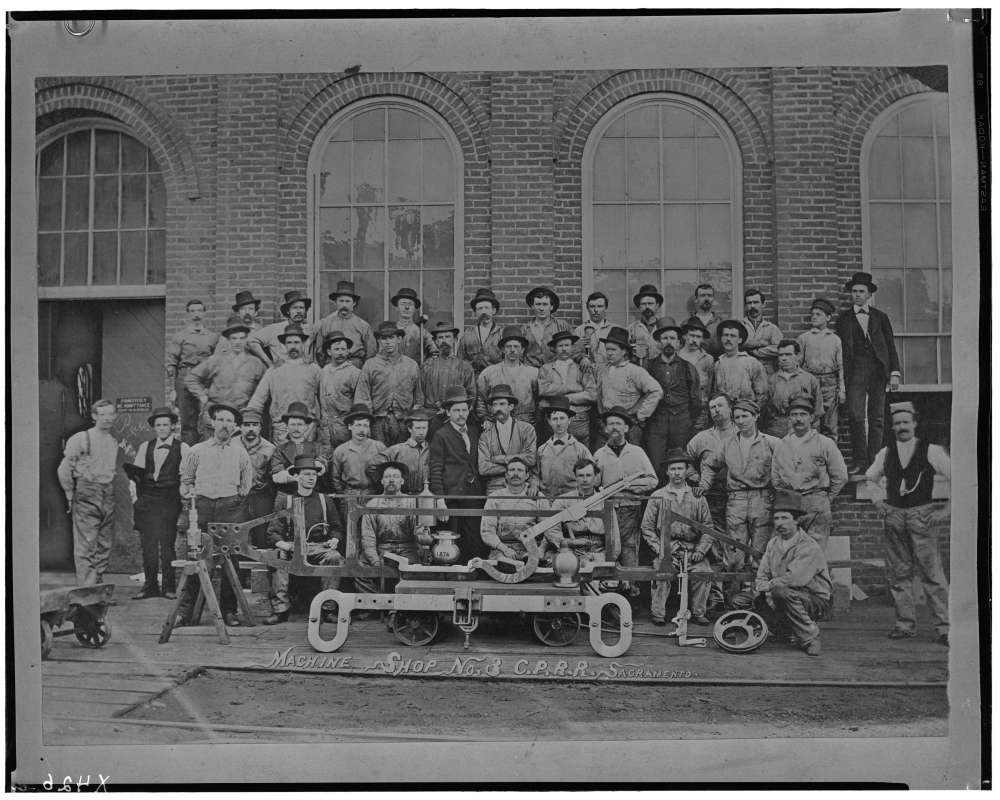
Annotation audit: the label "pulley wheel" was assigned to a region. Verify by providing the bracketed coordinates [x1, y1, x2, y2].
[40, 619, 53, 660]
[74, 617, 112, 648]
[532, 613, 581, 647]
[390, 611, 440, 647]
[712, 610, 768, 653]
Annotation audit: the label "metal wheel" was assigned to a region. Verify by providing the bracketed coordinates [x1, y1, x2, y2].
[40, 619, 53, 660]
[74, 617, 112, 648]
[390, 611, 440, 646]
[712, 610, 768, 653]
[532, 613, 581, 647]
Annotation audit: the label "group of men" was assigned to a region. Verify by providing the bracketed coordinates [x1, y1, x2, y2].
[58, 271, 951, 654]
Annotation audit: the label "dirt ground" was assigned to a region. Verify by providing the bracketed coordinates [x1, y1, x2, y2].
[125, 669, 948, 742]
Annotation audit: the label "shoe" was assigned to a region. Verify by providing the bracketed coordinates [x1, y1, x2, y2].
[936, 632, 949, 646]
[223, 612, 241, 627]
[172, 615, 188, 628]
[262, 612, 288, 625]
[133, 587, 160, 600]
[690, 615, 711, 626]
[162, 590, 177, 600]
[651, 617, 667, 626]
[887, 628, 917, 640]
[803, 640, 822, 656]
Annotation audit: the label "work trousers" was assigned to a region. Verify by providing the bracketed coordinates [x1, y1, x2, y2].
[725, 488, 773, 570]
[72, 480, 116, 586]
[135, 489, 181, 592]
[815, 373, 840, 438]
[884, 503, 949, 635]
[444, 496, 487, 561]
[800, 492, 833, 552]
[846, 355, 887, 468]
[614, 503, 644, 596]
[754, 585, 829, 646]
[372, 415, 409, 446]
[644, 411, 694, 485]
[650, 547, 713, 621]
[175, 494, 245, 620]
[355, 543, 420, 594]
[269, 545, 342, 613]
[175, 368, 201, 445]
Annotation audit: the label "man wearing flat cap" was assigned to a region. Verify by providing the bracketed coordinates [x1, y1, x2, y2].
[391, 287, 438, 365]
[754, 489, 833, 656]
[522, 286, 572, 369]
[593, 326, 663, 449]
[476, 326, 539, 427]
[645, 324, 701, 485]
[318, 332, 362, 458]
[167, 299, 220, 444]
[711, 319, 768, 409]
[420, 319, 478, 441]
[864, 402, 950, 645]
[386, 408, 434, 494]
[458, 288, 503, 374]
[628, 284, 678, 369]
[537, 330, 596, 448]
[477, 384, 538, 494]
[835, 271, 901, 472]
[797, 298, 846, 439]
[355, 321, 424, 446]
[311, 280, 378, 369]
[246, 289, 315, 368]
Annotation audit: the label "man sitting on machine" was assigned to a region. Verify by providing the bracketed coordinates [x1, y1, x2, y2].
[479, 457, 546, 563]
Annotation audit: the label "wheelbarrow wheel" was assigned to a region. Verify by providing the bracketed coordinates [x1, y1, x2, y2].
[390, 611, 439, 646]
[40, 619, 53, 660]
[532, 613, 581, 647]
[74, 617, 112, 648]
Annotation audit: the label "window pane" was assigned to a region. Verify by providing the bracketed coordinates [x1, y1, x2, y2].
[63, 232, 88, 285]
[351, 270, 386, 323]
[65, 130, 91, 175]
[122, 174, 147, 228]
[662, 138, 696, 201]
[871, 268, 903, 323]
[319, 208, 351, 270]
[900, 137, 935, 198]
[698, 204, 731, 269]
[39, 141, 64, 177]
[869, 204, 902, 267]
[626, 205, 659, 271]
[627, 138, 659, 201]
[422, 139, 454, 202]
[868, 137, 900, 200]
[604, 115, 626, 138]
[420, 118, 444, 140]
[701, 267, 732, 314]
[937, 136, 951, 200]
[694, 115, 717, 137]
[661, 106, 695, 138]
[95, 130, 119, 173]
[120, 230, 146, 284]
[64, 177, 90, 230]
[38, 233, 61, 286]
[37, 178, 63, 231]
[331, 121, 352, 141]
[941, 268, 952, 332]
[903, 337, 937, 383]
[904, 269, 939, 332]
[388, 109, 421, 139]
[940, 203, 951, 267]
[93, 175, 119, 230]
[387, 140, 421, 203]
[595, 269, 627, 325]
[594, 205, 625, 272]
[662, 269, 698, 320]
[902, 204, 938, 267]
[148, 173, 166, 228]
[663, 205, 696, 268]
[352, 140, 384, 203]
[121, 135, 147, 172]
[353, 207, 384, 268]
[422, 206, 454, 267]
[940, 336, 951, 383]
[897, 103, 933, 136]
[698, 138, 730, 200]
[594, 137, 625, 201]
[388, 206, 421, 269]
[353, 109, 385, 140]
[148, 229, 166, 284]
[93, 231, 118, 285]
[626, 106, 659, 137]
[320, 140, 351, 205]
[421, 270, 453, 318]
[389, 270, 420, 304]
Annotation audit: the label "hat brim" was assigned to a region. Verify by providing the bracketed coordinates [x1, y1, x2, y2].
[277, 331, 309, 344]
[526, 289, 560, 312]
[599, 336, 632, 351]
[441, 396, 471, 409]
[633, 292, 664, 308]
[280, 298, 312, 316]
[280, 411, 315, 424]
[599, 410, 635, 426]
[231, 299, 262, 311]
[222, 323, 251, 338]
[653, 325, 685, 340]
[208, 404, 244, 426]
[498, 335, 529, 349]
[147, 412, 179, 426]
[488, 393, 519, 406]
[844, 278, 877, 293]
[773, 506, 805, 516]
[544, 404, 572, 417]
[344, 411, 375, 425]
[431, 327, 461, 338]
[547, 334, 580, 349]
[288, 462, 326, 476]
[470, 295, 501, 311]
[390, 293, 422, 308]
[375, 328, 405, 339]
[323, 334, 354, 350]
[329, 292, 361, 303]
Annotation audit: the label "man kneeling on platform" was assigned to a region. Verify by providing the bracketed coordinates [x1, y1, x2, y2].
[480, 457, 546, 562]
[263, 455, 343, 625]
[641, 448, 714, 626]
[751, 489, 832, 656]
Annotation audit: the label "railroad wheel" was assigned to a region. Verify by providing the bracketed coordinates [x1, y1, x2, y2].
[40, 619, 53, 660]
[390, 611, 439, 647]
[712, 610, 768, 654]
[532, 613, 581, 647]
[74, 617, 112, 648]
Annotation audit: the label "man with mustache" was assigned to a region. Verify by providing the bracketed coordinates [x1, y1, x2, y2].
[684, 283, 724, 358]
[573, 292, 615, 370]
[710, 319, 768, 409]
[355, 321, 424, 446]
[420, 319, 478, 441]
[679, 320, 715, 431]
[627, 284, 677, 369]
[593, 326, 662, 449]
[391, 287, 437, 364]
[741, 288, 784, 376]
[522, 286, 572, 369]
[457, 288, 503, 374]
[477, 384, 537, 494]
[237, 408, 276, 547]
[214, 290, 263, 355]
[318, 333, 362, 459]
[476, 326, 539, 428]
[480, 457, 545, 563]
[166, 299, 220, 444]
[311, 280, 378, 369]
[246, 289, 315, 367]
[538, 331, 596, 447]
[763, 339, 823, 438]
[644, 324, 701, 485]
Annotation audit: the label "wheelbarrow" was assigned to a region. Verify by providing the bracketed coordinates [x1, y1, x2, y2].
[39, 583, 115, 659]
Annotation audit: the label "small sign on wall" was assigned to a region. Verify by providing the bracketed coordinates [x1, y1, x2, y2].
[116, 396, 152, 414]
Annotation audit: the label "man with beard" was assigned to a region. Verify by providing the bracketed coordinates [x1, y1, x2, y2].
[741, 289, 784, 376]
[476, 326, 539, 428]
[684, 284, 725, 358]
[593, 327, 663, 449]
[627, 284, 677, 368]
[355, 321, 424, 446]
[391, 287, 437, 364]
[270, 402, 326, 494]
[185, 315, 267, 440]
[679, 320, 716, 432]
[480, 457, 545, 563]
[477, 384, 537, 494]
[166, 299, 220, 444]
[573, 292, 615, 370]
[215, 290, 263, 355]
[311, 280, 378, 368]
[763, 340, 823, 438]
[645, 324, 701, 485]
[537, 397, 593, 500]
[538, 331, 596, 447]
[522, 286, 572, 369]
[237, 409, 276, 547]
[458, 288, 503, 374]
[318, 333, 362, 459]
[246, 290, 315, 367]
[710, 320, 768, 409]
[386, 409, 434, 494]
[420, 319, 478, 441]
[246, 323, 322, 445]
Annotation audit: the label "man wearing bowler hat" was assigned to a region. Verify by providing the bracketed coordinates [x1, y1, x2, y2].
[391, 287, 438, 364]
[246, 322, 322, 445]
[311, 279, 378, 368]
[628, 284, 677, 368]
[127, 407, 189, 599]
[166, 299, 220, 444]
[420, 318, 478, 440]
[355, 320, 424, 445]
[238, 408, 276, 547]
[522, 286, 572, 369]
[476, 326, 539, 427]
[477, 384, 538, 494]
[458, 288, 504, 374]
[645, 323, 701, 484]
[537, 397, 593, 499]
[593, 326, 662, 449]
[835, 271, 901, 472]
[270, 401, 326, 493]
[711, 319, 768, 409]
[538, 330, 597, 447]
[679, 319, 716, 431]
[246, 289, 315, 368]
[386, 408, 435, 494]
[214, 290, 263, 355]
[318, 332, 362, 458]
[329, 403, 389, 536]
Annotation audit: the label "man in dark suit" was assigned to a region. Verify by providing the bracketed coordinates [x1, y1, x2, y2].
[429, 385, 485, 561]
[835, 272, 901, 472]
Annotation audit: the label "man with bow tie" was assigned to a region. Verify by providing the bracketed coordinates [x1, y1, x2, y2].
[835, 272, 901, 472]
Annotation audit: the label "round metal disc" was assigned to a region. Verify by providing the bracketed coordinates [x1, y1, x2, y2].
[712, 610, 769, 653]
[391, 611, 440, 647]
[532, 613, 581, 647]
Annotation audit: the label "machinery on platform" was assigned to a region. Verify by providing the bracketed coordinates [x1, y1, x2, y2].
[39, 583, 115, 659]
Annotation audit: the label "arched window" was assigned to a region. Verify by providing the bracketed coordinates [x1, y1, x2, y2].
[583, 95, 742, 325]
[863, 93, 951, 388]
[36, 122, 166, 294]
[309, 100, 462, 324]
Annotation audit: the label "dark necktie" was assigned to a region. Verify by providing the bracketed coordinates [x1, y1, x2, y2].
[553, 440, 564, 446]
[856, 308, 868, 315]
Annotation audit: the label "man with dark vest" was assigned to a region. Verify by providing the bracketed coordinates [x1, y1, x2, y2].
[644, 324, 701, 485]
[128, 407, 189, 599]
[835, 271, 901, 472]
[864, 402, 950, 645]
[628, 284, 677, 369]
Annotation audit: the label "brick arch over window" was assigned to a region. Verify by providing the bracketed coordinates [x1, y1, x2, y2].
[35, 79, 203, 200]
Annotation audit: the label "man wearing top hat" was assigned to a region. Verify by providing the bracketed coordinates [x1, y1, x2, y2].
[386, 408, 434, 494]
[684, 283, 725, 359]
[537, 397, 593, 500]
[477, 384, 538, 494]
[476, 326, 539, 427]
[645, 323, 701, 485]
[237, 408, 276, 547]
[127, 406, 189, 599]
[420, 318, 478, 440]
[391, 287, 438, 364]
[246, 289, 315, 368]
[318, 332, 362, 458]
[263, 454, 344, 625]
[246, 322, 322, 445]
[710, 319, 768, 409]
[185, 314, 267, 440]
[753, 489, 832, 656]
[679, 319, 716, 431]
[522, 286, 572, 369]
[741, 288, 784, 376]
[214, 290, 263, 355]
[355, 320, 424, 446]
[270, 401, 326, 494]
[311, 279, 378, 369]
[593, 326, 663, 449]
[329, 403, 389, 538]
[864, 401, 950, 645]
[537, 330, 597, 448]
[835, 271, 902, 472]
[628, 284, 678, 369]
[797, 297, 846, 439]
[458, 288, 503, 374]
[763, 339, 823, 438]
[166, 299, 220, 444]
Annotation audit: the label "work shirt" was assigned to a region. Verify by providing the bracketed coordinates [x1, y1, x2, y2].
[133, 435, 190, 482]
[864, 440, 951, 504]
[550, 488, 620, 558]
[312, 312, 378, 366]
[766, 368, 823, 421]
[592, 443, 658, 505]
[180, 438, 253, 499]
[742, 317, 783, 370]
[595, 362, 663, 424]
[640, 483, 714, 556]
[699, 429, 780, 493]
[166, 325, 219, 377]
[58, 428, 119, 492]
[480, 485, 544, 556]
[523, 316, 571, 368]
[711, 352, 768, 407]
[477, 362, 539, 424]
[239, 435, 276, 493]
[685, 424, 737, 488]
[477, 419, 538, 493]
[573, 320, 615, 366]
[354, 353, 423, 417]
[360, 494, 418, 563]
[755, 528, 832, 600]
[329, 437, 388, 494]
[246, 359, 322, 424]
[420, 356, 477, 415]
[246, 320, 315, 366]
[538, 358, 596, 414]
[679, 347, 715, 405]
[771, 429, 848, 496]
[185, 351, 267, 412]
[398, 320, 438, 364]
[319, 361, 362, 424]
[537, 435, 593, 499]
[457, 322, 503, 373]
[386, 438, 431, 494]
[627, 317, 676, 366]
[797, 328, 845, 386]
